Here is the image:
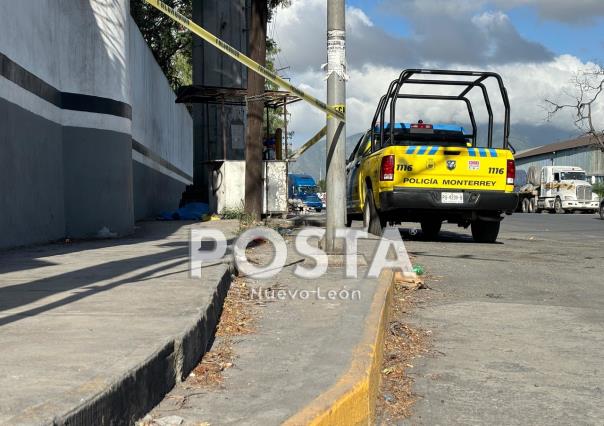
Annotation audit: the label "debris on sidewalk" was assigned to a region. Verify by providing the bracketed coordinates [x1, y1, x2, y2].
[378, 273, 432, 422]
[158, 202, 210, 221]
[187, 277, 259, 389]
[96, 226, 118, 239]
[216, 277, 258, 336]
[138, 414, 189, 426]
[394, 271, 426, 291]
[412, 264, 426, 276]
[188, 339, 235, 388]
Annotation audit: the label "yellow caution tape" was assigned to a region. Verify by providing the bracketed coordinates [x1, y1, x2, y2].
[327, 104, 346, 120]
[289, 125, 327, 160]
[144, 0, 345, 122]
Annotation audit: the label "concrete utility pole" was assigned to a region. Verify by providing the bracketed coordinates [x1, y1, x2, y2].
[325, 0, 347, 253]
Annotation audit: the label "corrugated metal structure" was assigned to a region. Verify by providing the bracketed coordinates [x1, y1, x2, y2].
[515, 136, 604, 182]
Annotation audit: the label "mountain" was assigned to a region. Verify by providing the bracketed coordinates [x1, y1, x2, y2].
[289, 132, 364, 181]
[288, 124, 578, 179]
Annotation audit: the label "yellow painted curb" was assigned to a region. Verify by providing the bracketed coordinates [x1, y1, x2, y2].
[284, 269, 394, 426]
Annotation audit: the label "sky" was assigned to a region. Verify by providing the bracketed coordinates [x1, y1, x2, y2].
[270, 0, 604, 150]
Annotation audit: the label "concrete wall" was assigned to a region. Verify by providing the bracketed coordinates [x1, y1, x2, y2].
[129, 18, 193, 220]
[0, 1, 193, 248]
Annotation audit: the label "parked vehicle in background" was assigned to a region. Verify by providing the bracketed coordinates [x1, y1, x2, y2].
[515, 168, 539, 213]
[288, 174, 323, 212]
[346, 69, 518, 243]
[517, 165, 599, 214]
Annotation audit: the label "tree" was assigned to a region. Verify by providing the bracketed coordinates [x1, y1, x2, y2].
[263, 38, 293, 140]
[245, 0, 291, 220]
[131, 0, 192, 90]
[545, 64, 604, 152]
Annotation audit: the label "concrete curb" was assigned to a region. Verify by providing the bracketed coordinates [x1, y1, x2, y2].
[284, 269, 394, 426]
[52, 263, 235, 426]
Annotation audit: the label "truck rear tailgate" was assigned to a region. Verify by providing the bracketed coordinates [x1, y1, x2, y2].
[394, 146, 511, 191]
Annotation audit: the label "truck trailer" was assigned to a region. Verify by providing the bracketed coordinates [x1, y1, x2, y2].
[516, 166, 600, 214]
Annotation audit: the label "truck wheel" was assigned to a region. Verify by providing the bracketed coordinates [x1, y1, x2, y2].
[521, 198, 530, 213]
[471, 220, 500, 243]
[554, 197, 565, 214]
[600, 204, 604, 220]
[363, 187, 384, 236]
[421, 220, 442, 240]
[315, 208, 322, 213]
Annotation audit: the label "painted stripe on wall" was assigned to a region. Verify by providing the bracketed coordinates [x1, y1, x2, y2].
[1, 70, 192, 185]
[0, 75, 131, 134]
[0, 52, 131, 119]
[132, 139, 193, 183]
[132, 149, 192, 185]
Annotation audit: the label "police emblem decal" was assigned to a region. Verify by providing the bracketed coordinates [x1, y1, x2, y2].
[447, 160, 457, 170]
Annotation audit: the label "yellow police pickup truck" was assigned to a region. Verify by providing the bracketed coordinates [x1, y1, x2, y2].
[346, 69, 519, 243]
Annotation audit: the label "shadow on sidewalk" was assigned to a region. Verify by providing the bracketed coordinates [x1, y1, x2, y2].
[0, 221, 194, 275]
[0, 221, 229, 327]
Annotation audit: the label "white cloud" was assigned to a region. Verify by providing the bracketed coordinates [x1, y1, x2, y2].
[273, 0, 602, 150]
[347, 6, 373, 28]
[286, 56, 602, 149]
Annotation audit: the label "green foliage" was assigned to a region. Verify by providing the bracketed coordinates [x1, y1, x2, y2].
[131, 0, 290, 93]
[263, 37, 294, 141]
[220, 205, 257, 233]
[593, 182, 604, 199]
[268, 0, 292, 20]
[131, 0, 192, 91]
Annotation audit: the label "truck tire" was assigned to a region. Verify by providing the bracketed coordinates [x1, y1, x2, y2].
[421, 220, 442, 240]
[521, 198, 530, 213]
[600, 203, 604, 220]
[471, 220, 500, 243]
[363, 186, 384, 236]
[554, 197, 565, 214]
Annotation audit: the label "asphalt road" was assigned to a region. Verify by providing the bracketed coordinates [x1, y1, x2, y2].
[397, 213, 604, 425]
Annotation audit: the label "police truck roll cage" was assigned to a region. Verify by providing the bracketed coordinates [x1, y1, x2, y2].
[370, 69, 514, 153]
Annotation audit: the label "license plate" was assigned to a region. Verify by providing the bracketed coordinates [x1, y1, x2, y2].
[441, 192, 464, 204]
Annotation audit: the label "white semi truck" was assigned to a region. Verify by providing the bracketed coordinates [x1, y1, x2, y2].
[516, 166, 600, 214]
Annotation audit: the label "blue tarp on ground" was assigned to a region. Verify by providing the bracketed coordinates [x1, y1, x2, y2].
[158, 202, 209, 221]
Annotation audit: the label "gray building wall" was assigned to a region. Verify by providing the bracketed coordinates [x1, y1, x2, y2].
[0, 1, 192, 248]
[517, 146, 604, 177]
[129, 17, 193, 220]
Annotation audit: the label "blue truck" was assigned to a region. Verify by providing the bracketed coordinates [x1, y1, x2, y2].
[288, 174, 323, 212]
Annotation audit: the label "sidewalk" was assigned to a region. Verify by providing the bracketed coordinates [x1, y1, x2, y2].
[145, 228, 394, 425]
[0, 220, 238, 425]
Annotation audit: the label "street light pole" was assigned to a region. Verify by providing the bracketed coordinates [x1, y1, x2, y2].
[325, 0, 347, 254]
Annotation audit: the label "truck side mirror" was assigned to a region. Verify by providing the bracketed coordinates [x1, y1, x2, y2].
[554, 173, 560, 182]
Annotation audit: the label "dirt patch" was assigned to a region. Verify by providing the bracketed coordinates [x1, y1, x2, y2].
[377, 275, 433, 423]
[187, 277, 260, 389]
